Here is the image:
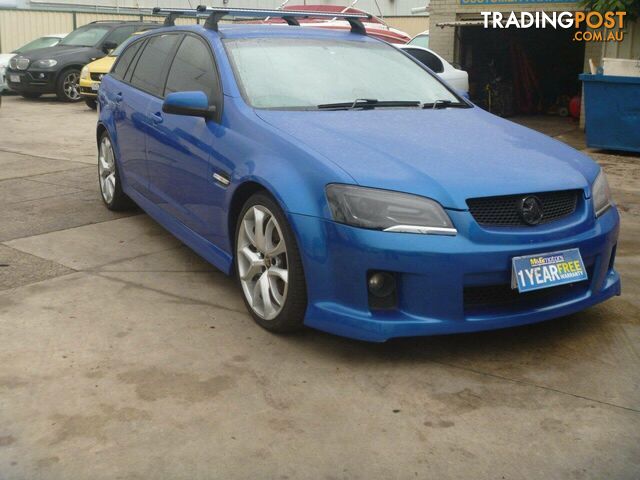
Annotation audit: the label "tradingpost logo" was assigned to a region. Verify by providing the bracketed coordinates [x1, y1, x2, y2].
[480, 11, 627, 41]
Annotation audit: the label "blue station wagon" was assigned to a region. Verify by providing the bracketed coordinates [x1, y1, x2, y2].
[96, 7, 620, 342]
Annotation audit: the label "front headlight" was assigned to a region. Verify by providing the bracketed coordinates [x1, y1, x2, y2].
[80, 65, 89, 80]
[592, 170, 613, 217]
[32, 59, 57, 68]
[326, 184, 456, 235]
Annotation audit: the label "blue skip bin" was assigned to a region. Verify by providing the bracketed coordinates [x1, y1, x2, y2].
[579, 73, 640, 153]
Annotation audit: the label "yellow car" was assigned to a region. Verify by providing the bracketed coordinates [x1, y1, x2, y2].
[79, 54, 115, 109]
[79, 30, 153, 109]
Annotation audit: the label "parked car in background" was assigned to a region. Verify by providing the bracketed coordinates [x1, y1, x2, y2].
[6, 21, 158, 101]
[97, 12, 620, 342]
[0, 34, 66, 93]
[407, 29, 429, 48]
[256, 4, 411, 43]
[398, 45, 469, 95]
[80, 30, 155, 109]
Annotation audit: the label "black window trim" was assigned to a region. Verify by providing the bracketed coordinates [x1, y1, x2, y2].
[161, 32, 224, 122]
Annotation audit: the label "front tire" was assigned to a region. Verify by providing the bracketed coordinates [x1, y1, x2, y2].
[98, 131, 134, 211]
[85, 98, 97, 110]
[235, 193, 307, 333]
[56, 68, 81, 102]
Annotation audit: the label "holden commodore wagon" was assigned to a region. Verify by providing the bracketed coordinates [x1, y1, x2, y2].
[96, 7, 620, 342]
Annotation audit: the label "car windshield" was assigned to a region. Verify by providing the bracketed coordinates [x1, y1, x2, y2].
[408, 34, 429, 49]
[224, 37, 458, 109]
[60, 26, 110, 47]
[14, 36, 61, 53]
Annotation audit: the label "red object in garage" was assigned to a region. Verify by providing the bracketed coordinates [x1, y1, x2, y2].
[569, 95, 581, 119]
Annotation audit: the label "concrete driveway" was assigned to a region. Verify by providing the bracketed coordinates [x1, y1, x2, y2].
[0, 95, 639, 480]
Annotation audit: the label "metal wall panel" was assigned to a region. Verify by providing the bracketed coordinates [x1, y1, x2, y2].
[384, 16, 429, 37]
[0, 9, 73, 52]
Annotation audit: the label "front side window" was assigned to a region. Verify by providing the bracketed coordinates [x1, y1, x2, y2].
[165, 35, 218, 102]
[59, 26, 110, 47]
[224, 38, 457, 109]
[14, 36, 61, 53]
[103, 26, 137, 48]
[130, 34, 180, 96]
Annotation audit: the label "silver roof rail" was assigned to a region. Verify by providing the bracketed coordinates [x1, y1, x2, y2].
[152, 5, 371, 34]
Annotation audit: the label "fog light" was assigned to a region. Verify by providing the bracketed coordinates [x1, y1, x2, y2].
[368, 272, 395, 297]
[367, 271, 397, 310]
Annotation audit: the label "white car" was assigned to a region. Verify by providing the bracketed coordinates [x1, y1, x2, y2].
[0, 34, 67, 92]
[398, 44, 469, 95]
[407, 30, 429, 49]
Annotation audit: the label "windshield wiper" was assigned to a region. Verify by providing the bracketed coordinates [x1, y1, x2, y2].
[422, 100, 469, 110]
[317, 99, 422, 110]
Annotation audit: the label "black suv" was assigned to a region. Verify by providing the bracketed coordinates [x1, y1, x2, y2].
[6, 21, 158, 102]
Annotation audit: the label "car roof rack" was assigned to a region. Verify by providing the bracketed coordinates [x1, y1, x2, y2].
[152, 5, 371, 34]
[88, 20, 151, 24]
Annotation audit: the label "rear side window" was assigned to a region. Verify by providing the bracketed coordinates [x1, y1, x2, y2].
[111, 40, 143, 79]
[130, 34, 180, 97]
[165, 35, 219, 102]
[404, 48, 444, 73]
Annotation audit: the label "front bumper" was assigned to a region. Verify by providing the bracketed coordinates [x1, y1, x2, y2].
[289, 205, 620, 342]
[0, 66, 7, 92]
[79, 77, 99, 98]
[6, 68, 57, 94]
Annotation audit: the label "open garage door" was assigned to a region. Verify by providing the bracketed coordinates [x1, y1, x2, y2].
[453, 23, 585, 118]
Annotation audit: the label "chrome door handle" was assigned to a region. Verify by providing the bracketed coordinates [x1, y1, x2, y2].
[151, 112, 163, 124]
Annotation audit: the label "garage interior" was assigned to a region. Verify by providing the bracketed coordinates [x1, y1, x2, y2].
[456, 24, 585, 119]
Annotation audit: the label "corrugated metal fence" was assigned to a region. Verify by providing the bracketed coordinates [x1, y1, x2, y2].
[0, 8, 201, 53]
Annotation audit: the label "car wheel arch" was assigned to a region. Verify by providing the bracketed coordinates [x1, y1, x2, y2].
[227, 181, 275, 251]
[55, 64, 84, 82]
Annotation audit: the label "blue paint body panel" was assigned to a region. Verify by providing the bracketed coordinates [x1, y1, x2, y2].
[98, 24, 621, 342]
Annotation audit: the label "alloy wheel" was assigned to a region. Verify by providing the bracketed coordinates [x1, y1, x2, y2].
[98, 136, 116, 204]
[237, 205, 289, 320]
[63, 71, 80, 100]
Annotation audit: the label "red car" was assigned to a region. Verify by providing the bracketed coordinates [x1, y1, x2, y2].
[253, 4, 411, 44]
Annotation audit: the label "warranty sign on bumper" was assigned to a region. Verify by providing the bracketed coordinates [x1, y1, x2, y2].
[512, 248, 588, 293]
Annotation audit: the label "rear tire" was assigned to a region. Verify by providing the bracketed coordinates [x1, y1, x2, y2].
[235, 192, 307, 333]
[56, 68, 81, 102]
[20, 92, 41, 99]
[98, 131, 135, 211]
[85, 98, 97, 110]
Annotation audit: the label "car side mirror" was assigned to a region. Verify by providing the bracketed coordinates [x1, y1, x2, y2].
[102, 41, 118, 53]
[162, 91, 216, 119]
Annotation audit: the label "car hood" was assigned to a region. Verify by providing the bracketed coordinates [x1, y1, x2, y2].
[86, 55, 116, 74]
[255, 107, 599, 210]
[15, 45, 98, 62]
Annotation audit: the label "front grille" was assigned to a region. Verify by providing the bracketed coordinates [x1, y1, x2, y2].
[467, 190, 579, 227]
[10, 57, 29, 70]
[90, 73, 104, 81]
[464, 265, 593, 314]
